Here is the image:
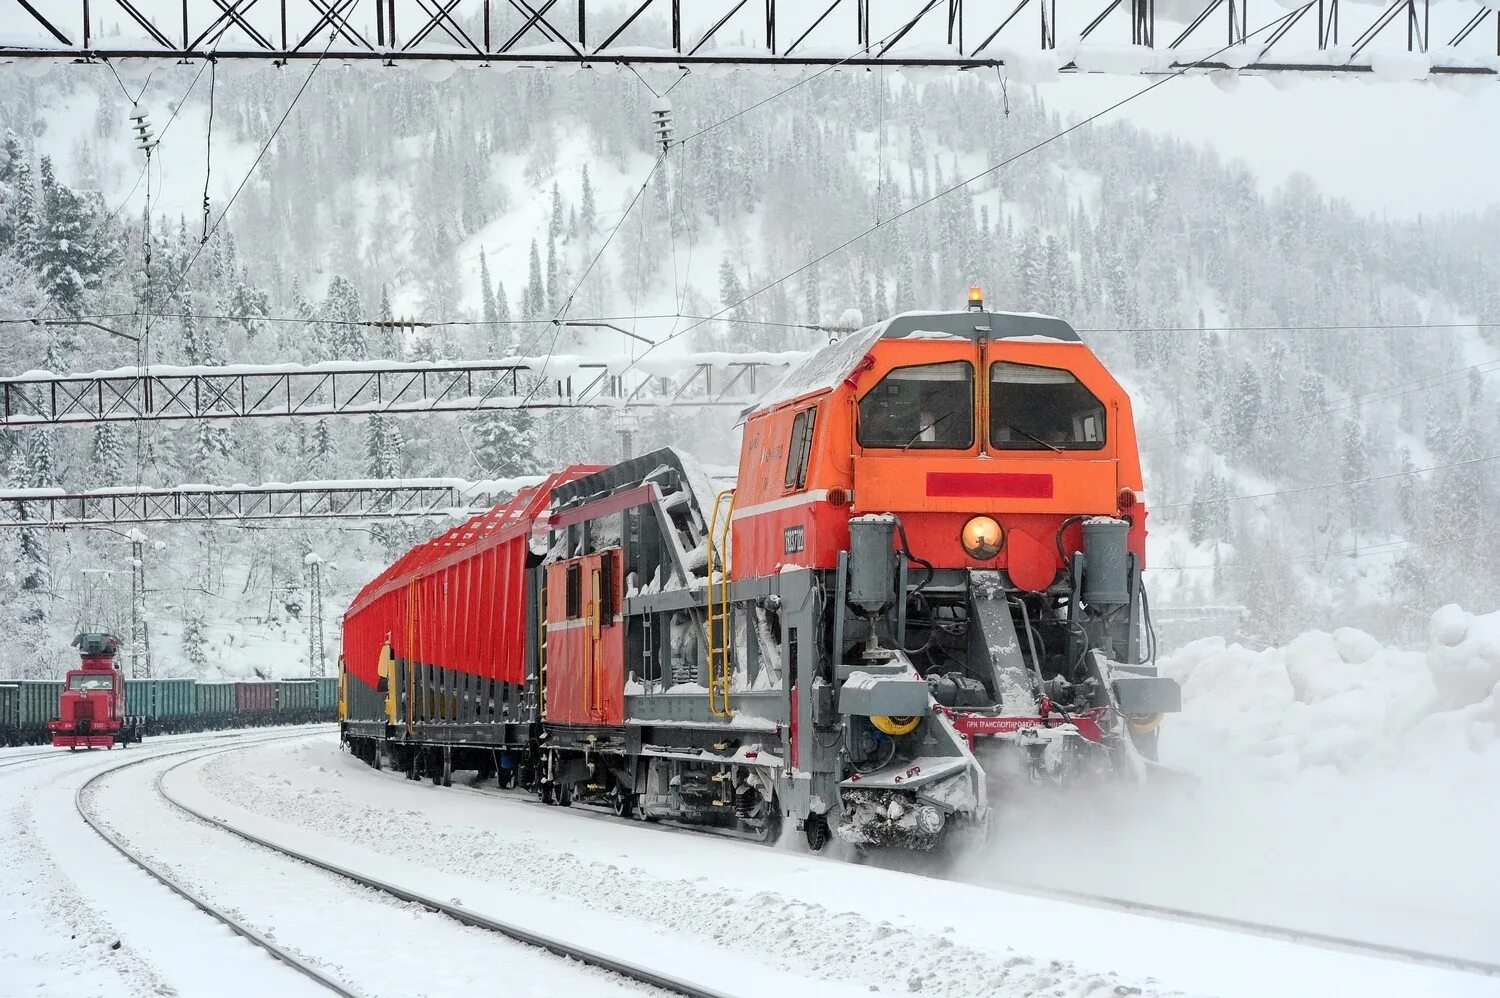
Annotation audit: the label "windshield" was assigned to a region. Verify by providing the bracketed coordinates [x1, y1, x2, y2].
[990, 362, 1106, 450]
[858, 361, 974, 449]
[68, 673, 115, 691]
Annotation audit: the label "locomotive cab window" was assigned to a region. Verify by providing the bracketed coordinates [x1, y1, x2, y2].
[564, 562, 583, 619]
[68, 674, 114, 691]
[784, 407, 817, 489]
[858, 361, 974, 449]
[989, 362, 1106, 450]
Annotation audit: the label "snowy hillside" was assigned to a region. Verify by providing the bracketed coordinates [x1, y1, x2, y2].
[1, 59, 1499, 678]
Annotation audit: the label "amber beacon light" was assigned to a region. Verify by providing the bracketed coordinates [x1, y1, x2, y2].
[967, 285, 984, 311]
[961, 515, 1003, 559]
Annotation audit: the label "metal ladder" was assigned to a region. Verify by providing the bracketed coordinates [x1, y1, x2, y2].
[706, 489, 736, 717]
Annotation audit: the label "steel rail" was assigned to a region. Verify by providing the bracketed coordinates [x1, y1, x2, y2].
[977, 876, 1500, 979]
[1, 725, 326, 767]
[74, 729, 358, 998]
[155, 752, 736, 998]
[0, 748, 67, 768]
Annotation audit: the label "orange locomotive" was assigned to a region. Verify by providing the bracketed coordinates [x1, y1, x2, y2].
[340, 295, 1179, 849]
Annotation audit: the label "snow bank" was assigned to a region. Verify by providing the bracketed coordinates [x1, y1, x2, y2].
[1158, 604, 1500, 782]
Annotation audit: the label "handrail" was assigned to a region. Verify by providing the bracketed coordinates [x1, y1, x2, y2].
[706, 489, 737, 717]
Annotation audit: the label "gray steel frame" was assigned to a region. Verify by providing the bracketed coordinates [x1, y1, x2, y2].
[2, 0, 1495, 75]
[0, 481, 509, 527]
[0, 358, 784, 428]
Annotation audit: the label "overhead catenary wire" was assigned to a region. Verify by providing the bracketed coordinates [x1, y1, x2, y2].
[101, 58, 154, 109]
[1151, 540, 1414, 572]
[200, 58, 216, 245]
[155, 15, 349, 311]
[0, 311, 689, 330]
[1155, 449, 1500, 513]
[1139, 354, 1500, 453]
[517, 2, 960, 385]
[611, 0, 1323, 380]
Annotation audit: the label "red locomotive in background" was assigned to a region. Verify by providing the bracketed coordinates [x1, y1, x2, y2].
[49, 632, 141, 749]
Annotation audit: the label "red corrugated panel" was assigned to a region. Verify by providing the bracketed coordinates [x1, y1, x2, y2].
[341, 467, 604, 692]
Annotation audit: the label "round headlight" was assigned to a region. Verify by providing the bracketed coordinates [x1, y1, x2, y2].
[960, 516, 1003, 559]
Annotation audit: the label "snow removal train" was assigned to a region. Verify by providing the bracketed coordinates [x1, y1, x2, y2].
[339, 297, 1181, 850]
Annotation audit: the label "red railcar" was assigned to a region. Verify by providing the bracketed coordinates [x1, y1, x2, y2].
[341, 468, 604, 727]
[50, 633, 136, 749]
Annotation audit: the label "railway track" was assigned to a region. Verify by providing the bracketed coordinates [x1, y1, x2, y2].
[387, 765, 1500, 983]
[0, 746, 77, 769]
[976, 876, 1500, 979]
[74, 731, 357, 996]
[151, 744, 735, 998]
[414, 766, 1500, 983]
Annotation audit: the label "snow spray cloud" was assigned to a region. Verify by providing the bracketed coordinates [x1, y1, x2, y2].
[950, 609, 1500, 965]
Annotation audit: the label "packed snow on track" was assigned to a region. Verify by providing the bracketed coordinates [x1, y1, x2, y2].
[181, 726, 1494, 998]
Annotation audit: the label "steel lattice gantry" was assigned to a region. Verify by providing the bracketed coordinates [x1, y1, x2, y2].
[0, 354, 797, 427]
[2, 0, 1496, 77]
[0, 479, 526, 527]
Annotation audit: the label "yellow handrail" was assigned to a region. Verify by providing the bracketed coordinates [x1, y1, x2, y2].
[706, 488, 737, 717]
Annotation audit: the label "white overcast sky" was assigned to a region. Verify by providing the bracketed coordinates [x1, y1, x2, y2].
[1041, 73, 1500, 218]
[1, 1, 1496, 218]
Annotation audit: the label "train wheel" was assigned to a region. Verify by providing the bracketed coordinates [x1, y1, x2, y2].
[495, 766, 514, 790]
[804, 814, 830, 852]
[540, 782, 556, 806]
[556, 781, 573, 808]
[611, 790, 636, 819]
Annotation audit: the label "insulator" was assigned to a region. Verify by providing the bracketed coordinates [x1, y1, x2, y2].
[649, 95, 673, 151]
[128, 110, 157, 152]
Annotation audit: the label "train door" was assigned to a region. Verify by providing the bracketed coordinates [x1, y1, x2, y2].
[544, 551, 624, 727]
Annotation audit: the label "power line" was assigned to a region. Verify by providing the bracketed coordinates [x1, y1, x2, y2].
[1139, 355, 1500, 454]
[0, 311, 685, 330]
[520, 5, 949, 383]
[1154, 451, 1500, 512]
[1151, 540, 1413, 572]
[612, 0, 1322, 380]
[671, 3, 941, 150]
[101, 59, 154, 108]
[156, 14, 349, 310]
[1083, 320, 1498, 334]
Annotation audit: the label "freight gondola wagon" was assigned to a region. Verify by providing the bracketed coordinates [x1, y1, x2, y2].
[20, 680, 63, 742]
[276, 680, 320, 722]
[235, 681, 278, 723]
[195, 681, 237, 727]
[315, 677, 339, 713]
[0, 683, 20, 746]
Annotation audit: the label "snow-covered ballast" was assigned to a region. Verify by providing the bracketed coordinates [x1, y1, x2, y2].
[339, 302, 1181, 851]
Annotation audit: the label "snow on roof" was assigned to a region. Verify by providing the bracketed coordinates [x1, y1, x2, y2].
[750, 310, 1083, 411]
[0, 351, 804, 384]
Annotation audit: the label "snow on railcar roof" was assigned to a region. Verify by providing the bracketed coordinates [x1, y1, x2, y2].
[749, 310, 1082, 411]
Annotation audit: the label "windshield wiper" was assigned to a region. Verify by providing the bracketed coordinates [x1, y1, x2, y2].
[903, 410, 959, 450]
[1005, 423, 1063, 452]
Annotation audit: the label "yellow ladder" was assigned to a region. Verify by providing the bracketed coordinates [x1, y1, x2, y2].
[707, 488, 736, 717]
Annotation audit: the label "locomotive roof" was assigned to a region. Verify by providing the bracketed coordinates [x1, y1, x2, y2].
[750, 310, 1081, 412]
[874, 310, 1080, 343]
